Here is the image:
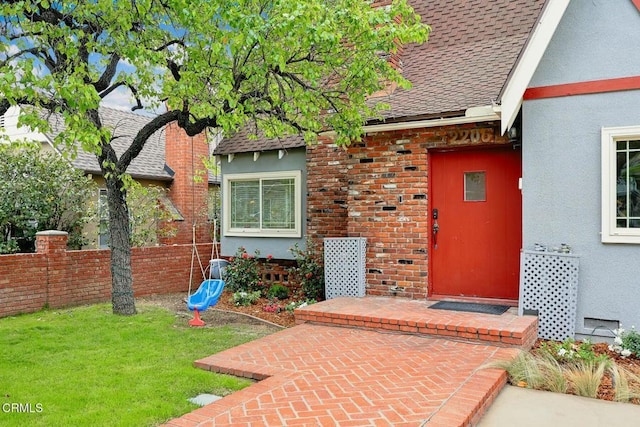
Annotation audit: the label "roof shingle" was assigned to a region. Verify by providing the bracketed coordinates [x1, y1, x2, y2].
[377, 0, 545, 120]
[44, 107, 173, 181]
[211, 0, 546, 155]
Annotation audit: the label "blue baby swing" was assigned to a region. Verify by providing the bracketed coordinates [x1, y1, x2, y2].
[186, 221, 229, 327]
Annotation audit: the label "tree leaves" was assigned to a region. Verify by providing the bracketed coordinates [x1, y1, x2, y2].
[0, 143, 97, 253]
[0, 0, 429, 313]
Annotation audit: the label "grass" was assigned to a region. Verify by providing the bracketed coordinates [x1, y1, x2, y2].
[0, 304, 276, 426]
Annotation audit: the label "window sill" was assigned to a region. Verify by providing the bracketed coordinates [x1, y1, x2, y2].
[225, 230, 301, 238]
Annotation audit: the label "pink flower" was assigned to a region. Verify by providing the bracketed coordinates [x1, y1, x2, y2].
[267, 254, 273, 260]
[242, 253, 249, 259]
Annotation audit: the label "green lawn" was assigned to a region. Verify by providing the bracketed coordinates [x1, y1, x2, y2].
[0, 304, 275, 426]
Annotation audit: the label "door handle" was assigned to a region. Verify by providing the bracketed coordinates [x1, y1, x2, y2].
[432, 208, 439, 249]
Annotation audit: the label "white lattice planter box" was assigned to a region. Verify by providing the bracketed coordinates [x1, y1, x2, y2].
[324, 238, 366, 299]
[518, 250, 579, 341]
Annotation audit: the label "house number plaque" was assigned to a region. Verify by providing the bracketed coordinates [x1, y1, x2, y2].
[447, 127, 494, 145]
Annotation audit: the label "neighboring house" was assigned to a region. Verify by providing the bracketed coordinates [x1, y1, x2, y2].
[1, 106, 216, 247]
[215, 0, 640, 340]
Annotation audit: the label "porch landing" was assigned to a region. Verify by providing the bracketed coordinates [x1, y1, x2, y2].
[163, 297, 538, 427]
[296, 296, 538, 349]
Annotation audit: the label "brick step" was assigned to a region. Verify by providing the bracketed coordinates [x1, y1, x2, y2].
[295, 296, 538, 349]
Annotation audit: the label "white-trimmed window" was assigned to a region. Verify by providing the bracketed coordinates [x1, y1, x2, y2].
[223, 170, 302, 237]
[602, 126, 640, 243]
[98, 189, 110, 248]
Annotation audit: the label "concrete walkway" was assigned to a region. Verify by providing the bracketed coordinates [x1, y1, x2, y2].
[478, 385, 640, 427]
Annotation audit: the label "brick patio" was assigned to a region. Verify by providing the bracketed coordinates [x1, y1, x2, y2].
[163, 297, 538, 427]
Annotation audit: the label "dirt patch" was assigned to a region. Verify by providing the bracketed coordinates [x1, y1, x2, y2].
[136, 290, 296, 329]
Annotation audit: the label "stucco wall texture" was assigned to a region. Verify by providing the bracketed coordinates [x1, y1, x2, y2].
[523, 0, 640, 338]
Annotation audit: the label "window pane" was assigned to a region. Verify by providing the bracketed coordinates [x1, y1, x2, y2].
[464, 172, 486, 201]
[616, 142, 640, 229]
[262, 178, 295, 229]
[98, 190, 109, 248]
[230, 180, 260, 228]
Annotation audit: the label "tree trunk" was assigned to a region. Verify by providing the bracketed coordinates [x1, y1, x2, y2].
[105, 175, 137, 315]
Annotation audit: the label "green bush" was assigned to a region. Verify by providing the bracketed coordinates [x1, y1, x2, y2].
[230, 290, 262, 306]
[223, 247, 262, 293]
[266, 283, 290, 300]
[284, 299, 317, 313]
[622, 330, 640, 357]
[0, 142, 96, 252]
[611, 327, 640, 358]
[288, 240, 324, 300]
[537, 338, 609, 364]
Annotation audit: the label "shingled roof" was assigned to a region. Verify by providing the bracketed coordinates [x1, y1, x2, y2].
[213, 126, 305, 156]
[376, 0, 546, 122]
[215, 0, 545, 155]
[44, 107, 173, 181]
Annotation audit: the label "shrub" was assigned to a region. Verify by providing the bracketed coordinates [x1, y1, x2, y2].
[288, 240, 324, 300]
[284, 299, 317, 313]
[610, 326, 640, 358]
[538, 338, 609, 364]
[230, 290, 262, 306]
[267, 284, 290, 300]
[263, 301, 282, 313]
[0, 142, 96, 252]
[224, 247, 262, 293]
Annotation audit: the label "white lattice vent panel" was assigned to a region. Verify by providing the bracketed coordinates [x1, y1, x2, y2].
[519, 251, 579, 341]
[324, 238, 366, 299]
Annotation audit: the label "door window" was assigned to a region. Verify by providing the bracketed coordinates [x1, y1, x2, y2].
[464, 171, 486, 201]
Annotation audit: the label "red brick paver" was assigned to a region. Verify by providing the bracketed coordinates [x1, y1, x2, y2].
[164, 325, 520, 426]
[295, 297, 538, 349]
[164, 297, 537, 426]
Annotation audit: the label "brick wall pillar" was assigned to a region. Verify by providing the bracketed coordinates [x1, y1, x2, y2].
[36, 230, 69, 254]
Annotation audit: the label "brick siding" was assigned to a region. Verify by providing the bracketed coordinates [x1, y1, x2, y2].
[164, 123, 211, 244]
[307, 121, 510, 298]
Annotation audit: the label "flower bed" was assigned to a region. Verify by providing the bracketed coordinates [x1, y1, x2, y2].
[494, 337, 640, 404]
[215, 289, 298, 328]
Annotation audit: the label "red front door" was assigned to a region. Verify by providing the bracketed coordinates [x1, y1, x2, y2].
[429, 147, 522, 299]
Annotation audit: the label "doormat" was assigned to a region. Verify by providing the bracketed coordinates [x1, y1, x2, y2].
[428, 301, 510, 315]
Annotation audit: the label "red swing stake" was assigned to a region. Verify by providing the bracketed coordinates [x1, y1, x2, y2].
[189, 308, 206, 327]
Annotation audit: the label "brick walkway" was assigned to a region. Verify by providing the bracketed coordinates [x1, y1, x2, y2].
[163, 297, 537, 427]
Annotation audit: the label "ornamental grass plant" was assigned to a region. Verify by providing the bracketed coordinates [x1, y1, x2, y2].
[489, 337, 640, 403]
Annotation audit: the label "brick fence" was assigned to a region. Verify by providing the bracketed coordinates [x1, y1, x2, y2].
[0, 231, 214, 318]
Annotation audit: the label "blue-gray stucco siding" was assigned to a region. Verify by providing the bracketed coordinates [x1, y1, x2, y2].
[219, 148, 307, 260]
[523, 0, 640, 338]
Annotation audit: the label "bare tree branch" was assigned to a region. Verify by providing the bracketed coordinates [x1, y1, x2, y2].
[94, 53, 120, 92]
